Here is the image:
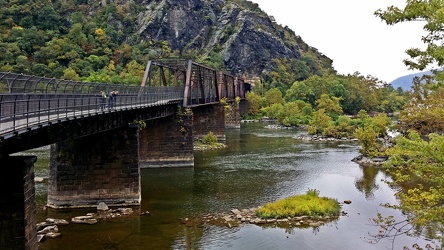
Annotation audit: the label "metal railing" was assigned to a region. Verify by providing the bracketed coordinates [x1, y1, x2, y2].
[0, 72, 184, 136]
[0, 60, 248, 137]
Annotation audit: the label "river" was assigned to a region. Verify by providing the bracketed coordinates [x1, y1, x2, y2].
[30, 122, 433, 249]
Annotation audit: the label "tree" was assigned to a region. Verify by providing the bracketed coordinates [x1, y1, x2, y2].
[370, 3, 444, 246]
[284, 81, 315, 104]
[381, 131, 444, 243]
[265, 58, 313, 93]
[375, 1, 444, 80]
[263, 103, 283, 120]
[264, 88, 284, 106]
[246, 92, 263, 117]
[354, 125, 380, 157]
[343, 73, 379, 114]
[63, 67, 80, 81]
[315, 93, 343, 118]
[307, 109, 332, 135]
[279, 101, 312, 126]
[397, 77, 444, 137]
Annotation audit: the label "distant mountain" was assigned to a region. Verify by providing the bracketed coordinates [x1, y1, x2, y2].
[389, 71, 432, 91]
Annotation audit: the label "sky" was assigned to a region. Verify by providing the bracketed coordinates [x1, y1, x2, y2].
[250, 0, 427, 83]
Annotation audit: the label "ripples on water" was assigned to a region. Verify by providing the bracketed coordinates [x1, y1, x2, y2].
[29, 122, 433, 249]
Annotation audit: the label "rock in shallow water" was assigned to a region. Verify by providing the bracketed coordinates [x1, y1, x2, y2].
[71, 216, 98, 225]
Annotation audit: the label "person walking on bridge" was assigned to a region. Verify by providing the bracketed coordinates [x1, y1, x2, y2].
[108, 91, 118, 109]
[98, 91, 107, 110]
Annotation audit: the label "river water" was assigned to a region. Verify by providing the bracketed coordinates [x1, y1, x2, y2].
[32, 122, 433, 250]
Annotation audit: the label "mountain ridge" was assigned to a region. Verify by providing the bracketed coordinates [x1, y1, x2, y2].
[389, 71, 432, 91]
[0, 0, 335, 84]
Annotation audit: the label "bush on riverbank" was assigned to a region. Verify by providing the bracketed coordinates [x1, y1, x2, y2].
[256, 189, 341, 219]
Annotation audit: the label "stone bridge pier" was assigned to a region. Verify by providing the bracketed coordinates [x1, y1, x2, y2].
[47, 125, 141, 208]
[0, 156, 38, 250]
[191, 104, 226, 141]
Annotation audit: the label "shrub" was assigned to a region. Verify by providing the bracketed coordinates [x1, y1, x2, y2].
[201, 131, 218, 145]
[256, 189, 340, 219]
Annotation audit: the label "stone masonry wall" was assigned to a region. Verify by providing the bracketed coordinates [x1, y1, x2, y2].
[48, 125, 140, 208]
[0, 156, 38, 250]
[139, 113, 194, 168]
[225, 101, 241, 129]
[192, 105, 226, 141]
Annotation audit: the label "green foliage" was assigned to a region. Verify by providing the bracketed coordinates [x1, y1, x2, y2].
[381, 131, 444, 242]
[315, 93, 343, 118]
[249, 70, 400, 138]
[369, 2, 444, 246]
[353, 112, 391, 157]
[285, 81, 315, 104]
[0, 0, 148, 83]
[320, 115, 356, 139]
[262, 103, 283, 120]
[307, 109, 332, 135]
[264, 88, 284, 106]
[263, 58, 316, 93]
[196, 51, 224, 70]
[201, 131, 218, 145]
[282, 73, 393, 115]
[246, 92, 263, 117]
[133, 119, 147, 130]
[376, 1, 444, 76]
[277, 100, 312, 126]
[354, 126, 379, 157]
[397, 81, 444, 137]
[256, 189, 340, 219]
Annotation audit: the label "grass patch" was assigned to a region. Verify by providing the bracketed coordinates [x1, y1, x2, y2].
[256, 189, 341, 219]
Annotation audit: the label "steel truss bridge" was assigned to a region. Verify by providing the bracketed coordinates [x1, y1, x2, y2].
[0, 59, 247, 155]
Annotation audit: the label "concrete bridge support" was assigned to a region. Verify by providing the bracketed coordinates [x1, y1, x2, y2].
[139, 113, 194, 168]
[192, 105, 226, 141]
[47, 125, 141, 208]
[0, 156, 38, 250]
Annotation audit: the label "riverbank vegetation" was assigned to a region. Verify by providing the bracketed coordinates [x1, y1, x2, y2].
[246, 72, 399, 141]
[359, 2, 444, 248]
[256, 189, 341, 219]
[245, 1, 444, 245]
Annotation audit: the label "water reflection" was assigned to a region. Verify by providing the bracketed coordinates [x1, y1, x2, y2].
[355, 165, 380, 199]
[24, 122, 431, 249]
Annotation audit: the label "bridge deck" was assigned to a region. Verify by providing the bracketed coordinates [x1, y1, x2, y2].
[0, 97, 181, 139]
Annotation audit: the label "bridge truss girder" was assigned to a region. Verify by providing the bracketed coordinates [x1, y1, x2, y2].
[141, 59, 246, 107]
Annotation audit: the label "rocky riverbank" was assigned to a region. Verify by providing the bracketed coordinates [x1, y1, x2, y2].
[36, 202, 142, 243]
[296, 134, 358, 142]
[351, 155, 388, 166]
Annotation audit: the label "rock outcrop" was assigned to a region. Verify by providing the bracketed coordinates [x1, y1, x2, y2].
[81, 0, 333, 78]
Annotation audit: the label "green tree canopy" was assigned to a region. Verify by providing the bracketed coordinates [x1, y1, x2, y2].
[375, 1, 444, 81]
[264, 88, 284, 106]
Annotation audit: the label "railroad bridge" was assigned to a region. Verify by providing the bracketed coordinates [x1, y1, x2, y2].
[0, 59, 248, 249]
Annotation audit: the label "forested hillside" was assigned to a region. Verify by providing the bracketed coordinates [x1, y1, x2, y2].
[0, 0, 334, 87]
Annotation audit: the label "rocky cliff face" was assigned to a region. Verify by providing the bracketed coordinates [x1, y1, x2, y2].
[73, 0, 333, 78]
